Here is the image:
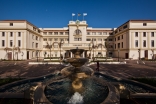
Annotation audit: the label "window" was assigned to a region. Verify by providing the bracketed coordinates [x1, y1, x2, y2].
[74, 38, 81, 41]
[143, 32, 146, 37]
[135, 32, 138, 37]
[49, 38, 52, 41]
[54, 45, 58, 48]
[36, 36, 38, 40]
[54, 32, 58, 35]
[122, 42, 123, 48]
[36, 43, 38, 48]
[109, 45, 113, 48]
[43, 38, 47, 41]
[43, 32, 47, 35]
[118, 36, 120, 40]
[18, 32, 21, 37]
[2, 32, 5, 36]
[151, 32, 154, 37]
[114, 38, 116, 41]
[86, 38, 91, 41]
[115, 44, 116, 49]
[104, 39, 107, 41]
[38, 30, 40, 33]
[10, 40, 13, 47]
[93, 38, 96, 41]
[18, 40, 21, 47]
[33, 27, 36, 31]
[10, 23, 13, 26]
[135, 40, 138, 47]
[10, 32, 13, 37]
[143, 40, 146, 47]
[49, 32, 52, 35]
[2, 40, 5, 47]
[65, 32, 69, 35]
[143, 23, 147, 26]
[122, 35, 123, 39]
[103, 32, 107, 35]
[118, 43, 120, 48]
[32, 42, 34, 48]
[151, 40, 154, 47]
[54, 38, 58, 41]
[87, 32, 90, 35]
[60, 38, 64, 41]
[109, 39, 113, 41]
[98, 38, 102, 41]
[98, 32, 102, 35]
[60, 32, 63, 35]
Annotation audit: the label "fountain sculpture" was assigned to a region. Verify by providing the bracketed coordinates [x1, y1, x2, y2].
[45, 48, 110, 104]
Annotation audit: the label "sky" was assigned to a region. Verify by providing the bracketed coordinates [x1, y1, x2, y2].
[0, 0, 156, 28]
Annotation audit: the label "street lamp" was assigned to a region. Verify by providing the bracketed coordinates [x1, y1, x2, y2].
[118, 49, 120, 62]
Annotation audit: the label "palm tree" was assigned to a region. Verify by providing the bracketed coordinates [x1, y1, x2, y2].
[45, 42, 53, 60]
[4, 47, 12, 60]
[58, 39, 64, 60]
[104, 41, 111, 60]
[89, 39, 98, 61]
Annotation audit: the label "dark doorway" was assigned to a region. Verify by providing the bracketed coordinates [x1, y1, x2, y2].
[145, 50, 148, 59]
[125, 53, 129, 59]
[27, 51, 29, 59]
[8, 52, 12, 60]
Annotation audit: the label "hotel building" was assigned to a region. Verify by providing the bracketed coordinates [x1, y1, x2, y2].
[0, 20, 156, 60]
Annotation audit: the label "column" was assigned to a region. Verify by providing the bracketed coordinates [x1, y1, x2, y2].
[70, 52, 72, 58]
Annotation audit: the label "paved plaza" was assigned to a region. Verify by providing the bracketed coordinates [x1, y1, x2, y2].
[0, 60, 156, 79]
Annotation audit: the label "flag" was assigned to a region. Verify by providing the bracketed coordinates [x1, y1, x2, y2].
[78, 13, 81, 16]
[83, 13, 87, 16]
[72, 13, 75, 16]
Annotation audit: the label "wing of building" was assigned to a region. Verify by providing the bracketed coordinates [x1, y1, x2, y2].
[0, 20, 156, 60]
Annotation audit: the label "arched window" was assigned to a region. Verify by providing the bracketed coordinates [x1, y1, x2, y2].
[74, 29, 82, 35]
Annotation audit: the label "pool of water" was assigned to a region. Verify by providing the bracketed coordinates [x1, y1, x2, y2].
[45, 77, 109, 104]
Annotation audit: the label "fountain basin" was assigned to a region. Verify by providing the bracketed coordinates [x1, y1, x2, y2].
[67, 58, 88, 68]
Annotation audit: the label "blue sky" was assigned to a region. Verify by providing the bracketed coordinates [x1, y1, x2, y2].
[0, 0, 156, 28]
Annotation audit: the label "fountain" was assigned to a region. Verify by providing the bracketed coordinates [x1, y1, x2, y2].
[44, 48, 113, 104]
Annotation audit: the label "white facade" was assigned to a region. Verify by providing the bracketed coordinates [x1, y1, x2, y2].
[0, 20, 156, 60]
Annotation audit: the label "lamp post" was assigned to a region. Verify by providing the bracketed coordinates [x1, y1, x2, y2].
[118, 49, 120, 62]
[138, 49, 140, 60]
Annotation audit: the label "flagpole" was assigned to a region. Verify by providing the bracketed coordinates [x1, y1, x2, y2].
[77, 13, 78, 20]
[83, 15, 84, 21]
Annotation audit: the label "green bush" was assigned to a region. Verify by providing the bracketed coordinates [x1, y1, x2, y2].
[0, 77, 23, 86]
